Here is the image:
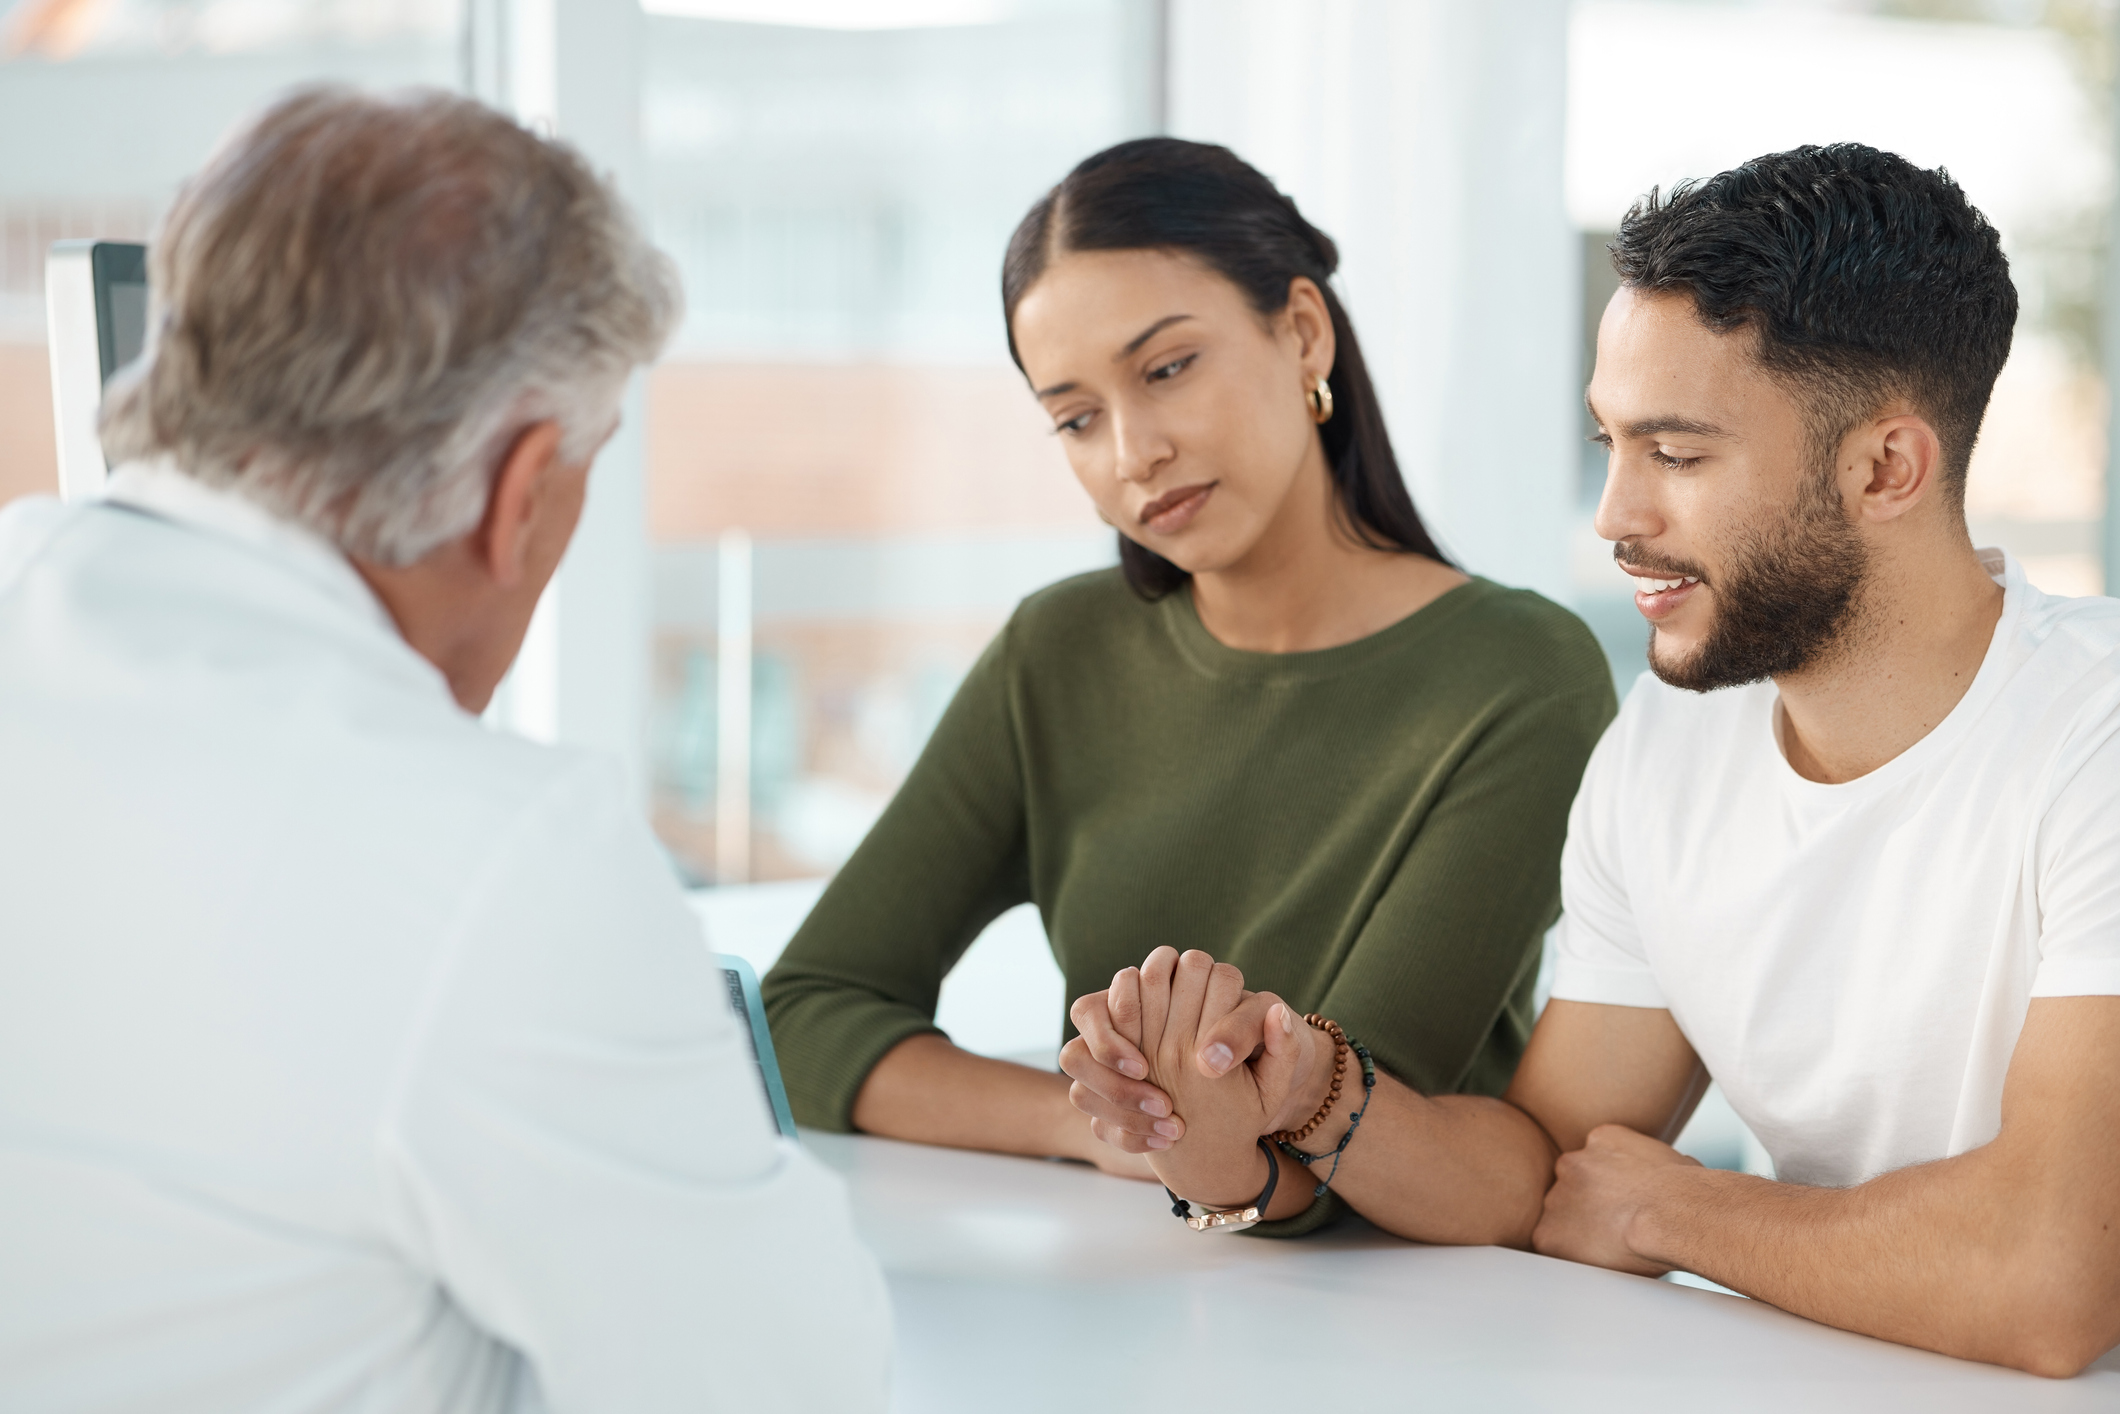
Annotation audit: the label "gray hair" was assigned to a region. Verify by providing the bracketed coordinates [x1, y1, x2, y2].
[99, 85, 680, 566]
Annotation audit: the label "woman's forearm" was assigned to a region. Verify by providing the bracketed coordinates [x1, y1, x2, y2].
[851, 1032, 1106, 1163]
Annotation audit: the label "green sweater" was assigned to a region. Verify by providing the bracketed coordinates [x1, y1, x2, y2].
[764, 569, 1616, 1138]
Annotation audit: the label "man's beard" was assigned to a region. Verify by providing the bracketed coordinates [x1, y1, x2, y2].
[1634, 468, 1869, 694]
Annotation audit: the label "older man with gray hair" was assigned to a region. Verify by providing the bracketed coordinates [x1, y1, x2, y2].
[0, 87, 890, 1413]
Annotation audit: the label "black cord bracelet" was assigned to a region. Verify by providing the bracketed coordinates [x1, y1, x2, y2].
[1277, 1037, 1376, 1197]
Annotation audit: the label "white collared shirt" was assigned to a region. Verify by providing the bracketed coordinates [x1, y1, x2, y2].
[0, 465, 891, 1413]
[1553, 551, 2120, 1186]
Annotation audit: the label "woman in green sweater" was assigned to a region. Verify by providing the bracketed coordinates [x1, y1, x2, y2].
[762, 137, 1615, 1214]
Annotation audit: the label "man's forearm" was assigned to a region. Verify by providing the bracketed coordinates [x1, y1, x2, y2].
[1324, 1077, 1557, 1245]
[1148, 1072, 1558, 1242]
[1627, 1154, 2119, 1376]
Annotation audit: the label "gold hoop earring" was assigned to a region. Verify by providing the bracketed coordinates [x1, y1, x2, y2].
[1308, 376, 1334, 425]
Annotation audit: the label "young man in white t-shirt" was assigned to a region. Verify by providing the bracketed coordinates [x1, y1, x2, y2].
[1058, 143, 2120, 1375]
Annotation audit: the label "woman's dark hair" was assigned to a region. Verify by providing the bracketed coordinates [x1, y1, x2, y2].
[1002, 137, 1449, 599]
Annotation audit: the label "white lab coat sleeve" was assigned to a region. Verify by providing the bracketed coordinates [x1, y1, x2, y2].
[376, 756, 892, 1414]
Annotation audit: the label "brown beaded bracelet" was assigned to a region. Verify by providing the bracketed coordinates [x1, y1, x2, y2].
[1271, 1014, 1350, 1146]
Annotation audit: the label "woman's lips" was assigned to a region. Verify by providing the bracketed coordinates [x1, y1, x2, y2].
[1140, 482, 1215, 535]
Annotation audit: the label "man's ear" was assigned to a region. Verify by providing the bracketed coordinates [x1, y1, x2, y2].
[477, 420, 566, 587]
[1856, 413, 1942, 525]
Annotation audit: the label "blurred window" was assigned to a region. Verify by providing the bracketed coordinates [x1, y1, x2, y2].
[0, 0, 1159, 893]
[639, 1, 1162, 884]
[0, 0, 461, 506]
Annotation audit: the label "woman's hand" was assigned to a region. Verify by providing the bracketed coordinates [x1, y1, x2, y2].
[1064, 946, 1338, 1211]
[1138, 951, 1321, 1204]
[1060, 947, 1187, 1154]
[1071, 1136, 1161, 1181]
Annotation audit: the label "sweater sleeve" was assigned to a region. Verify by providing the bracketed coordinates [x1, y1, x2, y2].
[763, 620, 1035, 1130]
[1314, 635, 1617, 1104]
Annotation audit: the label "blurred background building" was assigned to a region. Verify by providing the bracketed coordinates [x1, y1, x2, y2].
[0, 0, 2112, 1131]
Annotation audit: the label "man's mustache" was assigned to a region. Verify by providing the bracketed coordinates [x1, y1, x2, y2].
[1613, 541, 1710, 585]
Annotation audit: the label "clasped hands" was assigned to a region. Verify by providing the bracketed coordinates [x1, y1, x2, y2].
[1060, 947, 1705, 1267]
[1058, 946, 1340, 1215]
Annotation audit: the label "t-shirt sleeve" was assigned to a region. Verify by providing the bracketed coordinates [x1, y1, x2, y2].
[1549, 683, 1669, 1010]
[381, 758, 893, 1414]
[763, 621, 1033, 1129]
[2031, 712, 2120, 997]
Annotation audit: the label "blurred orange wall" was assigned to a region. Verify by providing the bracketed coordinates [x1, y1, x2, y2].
[1, 355, 1111, 537]
[647, 362, 1099, 541]
[0, 345, 57, 507]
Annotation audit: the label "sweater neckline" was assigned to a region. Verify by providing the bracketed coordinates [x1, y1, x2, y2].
[1158, 575, 1496, 683]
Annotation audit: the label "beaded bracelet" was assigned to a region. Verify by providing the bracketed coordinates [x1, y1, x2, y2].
[1271, 1014, 1351, 1146]
[1276, 1036, 1376, 1199]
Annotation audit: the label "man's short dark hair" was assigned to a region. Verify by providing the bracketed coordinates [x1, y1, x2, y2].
[1610, 143, 2017, 503]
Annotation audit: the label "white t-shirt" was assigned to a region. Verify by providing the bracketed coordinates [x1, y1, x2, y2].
[1551, 550, 2120, 1187]
[0, 465, 892, 1413]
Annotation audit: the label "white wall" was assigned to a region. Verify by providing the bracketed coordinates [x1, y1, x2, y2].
[1167, 0, 1578, 603]
[471, 0, 657, 797]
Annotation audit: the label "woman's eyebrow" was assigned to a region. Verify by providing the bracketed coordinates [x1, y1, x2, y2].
[1035, 313, 1198, 399]
[1116, 313, 1193, 360]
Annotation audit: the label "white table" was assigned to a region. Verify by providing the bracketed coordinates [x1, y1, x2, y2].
[807, 1132, 2120, 1413]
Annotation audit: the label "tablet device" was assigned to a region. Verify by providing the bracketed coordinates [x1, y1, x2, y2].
[716, 953, 798, 1139]
[46, 239, 149, 500]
